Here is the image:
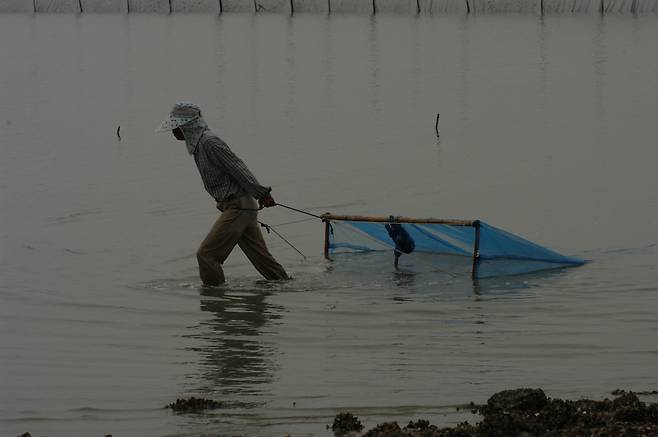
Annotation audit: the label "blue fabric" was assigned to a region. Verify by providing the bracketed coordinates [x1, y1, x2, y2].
[328, 220, 584, 278]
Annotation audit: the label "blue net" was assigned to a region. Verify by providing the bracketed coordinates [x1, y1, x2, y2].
[326, 219, 584, 279]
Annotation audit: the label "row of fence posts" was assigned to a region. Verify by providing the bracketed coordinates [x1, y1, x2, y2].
[38, 0, 643, 15]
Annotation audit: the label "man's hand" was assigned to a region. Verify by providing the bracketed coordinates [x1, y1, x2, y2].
[259, 194, 277, 208]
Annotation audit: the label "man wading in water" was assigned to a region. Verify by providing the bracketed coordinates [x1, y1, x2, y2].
[157, 102, 289, 286]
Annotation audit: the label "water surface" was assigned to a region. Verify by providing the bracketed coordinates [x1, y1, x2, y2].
[1, 12, 657, 436]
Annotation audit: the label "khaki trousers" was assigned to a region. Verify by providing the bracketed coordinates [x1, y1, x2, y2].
[196, 196, 289, 286]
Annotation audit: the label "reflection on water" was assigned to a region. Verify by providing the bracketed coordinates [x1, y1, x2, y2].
[192, 288, 284, 396]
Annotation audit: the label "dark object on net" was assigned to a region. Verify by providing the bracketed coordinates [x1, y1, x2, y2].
[385, 217, 415, 267]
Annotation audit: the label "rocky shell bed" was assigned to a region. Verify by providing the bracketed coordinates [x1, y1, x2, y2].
[332, 388, 658, 437]
[15, 389, 658, 436]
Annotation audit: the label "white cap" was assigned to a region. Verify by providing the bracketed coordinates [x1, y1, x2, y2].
[155, 102, 202, 132]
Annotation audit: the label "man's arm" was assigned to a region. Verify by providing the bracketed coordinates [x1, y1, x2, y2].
[205, 137, 272, 200]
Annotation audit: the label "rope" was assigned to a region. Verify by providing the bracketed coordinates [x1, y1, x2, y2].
[259, 221, 307, 260]
[275, 203, 326, 220]
[237, 202, 326, 220]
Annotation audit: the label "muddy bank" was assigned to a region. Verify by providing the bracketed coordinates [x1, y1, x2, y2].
[333, 388, 658, 436]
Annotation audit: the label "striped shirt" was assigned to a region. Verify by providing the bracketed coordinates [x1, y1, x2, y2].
[193, 132, 271, 203]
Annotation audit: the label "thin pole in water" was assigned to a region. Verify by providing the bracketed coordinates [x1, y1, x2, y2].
[290, 0, 294, 15]
[631, 0, 638, 13]
[78, 0, 83, 12]
[33, 0, 36, 13]
[327, 0, 331, 13]
[169, 0, 172, 13]
[600, 0, 605, 14]
[416, 0, 420, 14]
[218, 0, 222, 14]
[323, 220, 331, 259]
[126, 0, 129, 13]
[372, 0, 376, 15]
[465, 0, 470, 13]
[471, 220, 481, 280]
[435, 113, 440, 137]
[540, 0, 544, 15]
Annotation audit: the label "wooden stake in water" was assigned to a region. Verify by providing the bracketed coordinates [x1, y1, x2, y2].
[327, 0, 331, 13]
[372, 0, 376, 15]
[78, 0, 83, 12]
[465, 0, 470, 13]
[435, 113, 440, 137]
[33, 0, 36, 13]
[218, 0, 222, 14]
[126, 0, 130, 13]
[169, 0, 172, 13]
[290, 0, 294, 14]
[600, 0, 605, 14]
[540, 0, 544, 15]
[416, 0, 420, 14]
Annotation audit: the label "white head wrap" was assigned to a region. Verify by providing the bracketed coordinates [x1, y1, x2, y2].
[156, 102, 209, 155]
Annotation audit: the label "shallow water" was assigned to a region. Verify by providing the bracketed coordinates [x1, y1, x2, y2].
[1, 12, 657, 437]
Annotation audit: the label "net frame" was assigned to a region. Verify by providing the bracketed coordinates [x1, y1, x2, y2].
[322, 213, 483, 279]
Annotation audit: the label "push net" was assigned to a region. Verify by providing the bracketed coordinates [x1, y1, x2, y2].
[323, 214, 585, 279]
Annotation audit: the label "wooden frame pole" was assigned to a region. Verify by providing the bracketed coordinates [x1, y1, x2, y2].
[471, 220, 481, 280]
[323, 220, 331, 259]
[322, 214, 476, 227]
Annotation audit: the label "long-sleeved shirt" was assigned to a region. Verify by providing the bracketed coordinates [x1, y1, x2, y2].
[193, 132, 271, 203]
